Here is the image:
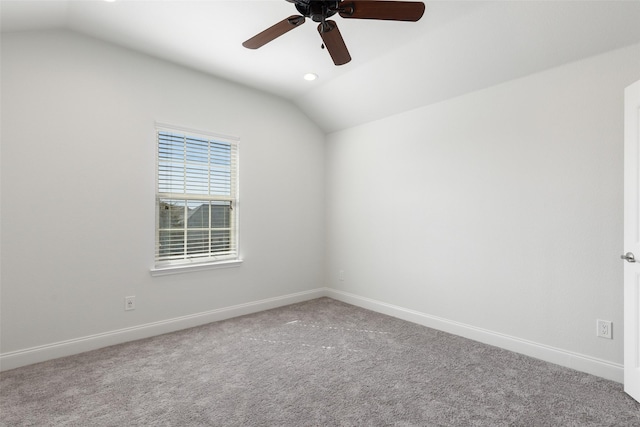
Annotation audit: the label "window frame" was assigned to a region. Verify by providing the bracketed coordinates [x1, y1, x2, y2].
[151, 123, 241, 276]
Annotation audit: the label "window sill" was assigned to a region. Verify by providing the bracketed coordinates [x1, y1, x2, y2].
[150, 259, 243, 277]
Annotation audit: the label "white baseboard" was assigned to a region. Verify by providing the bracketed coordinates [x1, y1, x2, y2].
[3, 287, 623, 383]
[326, 288, 624, 383]
[0, 288, 327, 372]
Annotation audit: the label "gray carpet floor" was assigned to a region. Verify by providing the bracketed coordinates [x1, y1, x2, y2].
[1, 297, 639, 426]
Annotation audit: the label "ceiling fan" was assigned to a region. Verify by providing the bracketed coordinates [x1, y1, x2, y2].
[242, 0, 426, 66]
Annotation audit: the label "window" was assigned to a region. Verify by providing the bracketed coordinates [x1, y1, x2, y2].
[153, 124, 239, 273]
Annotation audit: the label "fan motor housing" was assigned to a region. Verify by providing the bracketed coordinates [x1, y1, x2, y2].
[294, 0, 340, 22]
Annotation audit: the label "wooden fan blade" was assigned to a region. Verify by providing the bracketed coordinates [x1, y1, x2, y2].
[317, 20, 351, 66]
[243, 15, 305, 49]
[339, 1, 425, 22]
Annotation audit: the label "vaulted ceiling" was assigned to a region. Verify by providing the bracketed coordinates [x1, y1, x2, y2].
[3, 1, 640, 133]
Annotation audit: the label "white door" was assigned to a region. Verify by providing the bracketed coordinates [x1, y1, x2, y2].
[623, 79, 640, 403]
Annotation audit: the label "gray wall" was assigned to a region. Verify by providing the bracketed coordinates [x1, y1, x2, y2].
[1, 30, 325, 359]
[325, 43, 640, 380]
[3, 28, 640, 382]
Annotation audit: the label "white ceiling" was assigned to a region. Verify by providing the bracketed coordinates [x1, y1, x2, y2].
[2, 0, 640, 132]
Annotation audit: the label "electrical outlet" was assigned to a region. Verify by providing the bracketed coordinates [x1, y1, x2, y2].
[339, 270, 345, 281]
[597, 319, 612, 339]
[125, 296, 136, 311]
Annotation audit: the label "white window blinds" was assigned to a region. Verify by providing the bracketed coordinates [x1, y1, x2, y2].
[155, 125, 239, 266]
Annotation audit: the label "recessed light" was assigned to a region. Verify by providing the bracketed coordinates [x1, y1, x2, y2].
[304, 73, 318, 81]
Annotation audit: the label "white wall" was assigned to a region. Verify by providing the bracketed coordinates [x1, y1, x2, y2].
[0, 30, 325, 366]
[325, 43, 640, 380]
[3, 28, 639, 383]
